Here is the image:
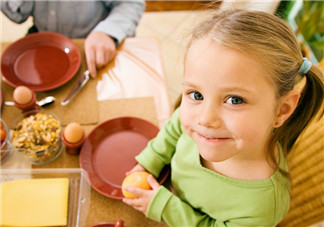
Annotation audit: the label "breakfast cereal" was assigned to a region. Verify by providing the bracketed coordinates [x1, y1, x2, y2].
[10, 112, 62, 164]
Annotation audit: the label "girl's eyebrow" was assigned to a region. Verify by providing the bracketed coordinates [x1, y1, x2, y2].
[220, 87, 253, 94]
[182, 81, 199, 88]
[183, 81, 252, 94]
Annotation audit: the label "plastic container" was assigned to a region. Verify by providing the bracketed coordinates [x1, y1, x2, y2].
[0, 118, 12, 165]
[8, 109, 63, 165]
[0, 168, 90, 227]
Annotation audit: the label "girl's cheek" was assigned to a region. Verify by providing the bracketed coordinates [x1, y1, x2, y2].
[224, 114, 254, 136]
[226, 114, 271, 141]
[179, 104, 193, 129]
[179, 106, 188, 126]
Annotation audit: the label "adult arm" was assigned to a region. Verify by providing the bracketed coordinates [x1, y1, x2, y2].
[93, 0, 145, 45]
[0, 1, 33, 23]
[85, 0, 145, 77]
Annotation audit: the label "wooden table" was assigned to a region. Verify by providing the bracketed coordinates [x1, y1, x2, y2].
[0, 38, 168, 227]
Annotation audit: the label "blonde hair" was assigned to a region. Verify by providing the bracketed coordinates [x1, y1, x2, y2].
[176, 10, 324, 171]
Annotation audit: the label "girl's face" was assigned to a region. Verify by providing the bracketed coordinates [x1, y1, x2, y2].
[180, 37, 278, 163]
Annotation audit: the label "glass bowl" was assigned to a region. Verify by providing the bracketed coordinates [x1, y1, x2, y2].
[9, 109, 63, 165]
[0, 118, 12, 165]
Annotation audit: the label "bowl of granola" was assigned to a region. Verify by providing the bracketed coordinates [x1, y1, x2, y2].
[9, 110, 63, 165]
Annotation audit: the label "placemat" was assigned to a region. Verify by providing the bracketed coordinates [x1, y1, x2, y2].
[96, 37, 171, 127]
[82, 96, 159, 134]
[1, 39, 98, 126]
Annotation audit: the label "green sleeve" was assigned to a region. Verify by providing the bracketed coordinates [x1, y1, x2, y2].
[147, 186, 231, 227]
[135, 109, 182, 177]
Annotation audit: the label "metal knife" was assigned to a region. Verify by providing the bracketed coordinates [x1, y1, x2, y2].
[61, 70, 90, 106]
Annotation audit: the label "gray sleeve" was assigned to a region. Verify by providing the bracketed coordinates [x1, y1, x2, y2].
[92, 0, 145, 45]
[0, 1, 34, 23]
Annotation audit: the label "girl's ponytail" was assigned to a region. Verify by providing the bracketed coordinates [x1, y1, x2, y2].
[273, 65, 324, 154]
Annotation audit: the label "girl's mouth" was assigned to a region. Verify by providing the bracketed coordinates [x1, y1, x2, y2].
[197, 133, 229, 143]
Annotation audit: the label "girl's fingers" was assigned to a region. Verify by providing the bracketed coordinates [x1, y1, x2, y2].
[122, 197, 137, 206]
[123, 185, 143, 198]
[122, 191, 144, 210]
[122, 197, 145, 213]
[147, 174, 160, 190]
[125, 164, 145, 175]
[122, 182, 158, 215]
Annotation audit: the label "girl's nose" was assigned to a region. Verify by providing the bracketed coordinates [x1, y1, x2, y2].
[198, 104, 222, 128]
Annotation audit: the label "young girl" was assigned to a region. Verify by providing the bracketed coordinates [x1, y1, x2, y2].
[123, 10, 324, 226]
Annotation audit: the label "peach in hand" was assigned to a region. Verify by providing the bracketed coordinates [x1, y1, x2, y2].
[121, 171, 151, 198]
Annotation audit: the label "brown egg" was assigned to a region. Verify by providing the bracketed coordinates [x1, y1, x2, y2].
[13, 86, 33, 104]
[64, 122, 83, 143]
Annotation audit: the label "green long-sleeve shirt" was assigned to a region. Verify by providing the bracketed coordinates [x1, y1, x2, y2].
[136, 109, 290, 227]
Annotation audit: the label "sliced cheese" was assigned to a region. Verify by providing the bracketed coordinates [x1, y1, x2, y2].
[0, 178, 69, 226]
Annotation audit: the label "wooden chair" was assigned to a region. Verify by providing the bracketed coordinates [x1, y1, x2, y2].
[278, 61, 324, 226]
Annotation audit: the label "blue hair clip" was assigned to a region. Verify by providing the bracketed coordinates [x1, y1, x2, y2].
[298, 57, 312, 74]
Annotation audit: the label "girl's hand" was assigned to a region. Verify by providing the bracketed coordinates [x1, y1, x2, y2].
[125, 163, 146, 175]
[122, 174, 160, 214]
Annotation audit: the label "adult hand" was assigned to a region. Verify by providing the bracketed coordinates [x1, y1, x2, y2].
[122, 174, 160, 214]
[84, 31, 116, 78]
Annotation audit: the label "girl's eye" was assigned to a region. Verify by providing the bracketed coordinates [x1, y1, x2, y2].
[226, 96, 245, 105]
[189, 91, 204, 101]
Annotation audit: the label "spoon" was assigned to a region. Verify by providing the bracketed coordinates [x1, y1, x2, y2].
[4, 96, 56, 107]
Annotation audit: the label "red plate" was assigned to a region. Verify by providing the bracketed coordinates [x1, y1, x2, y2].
[1, 32, 81, 91]
[80, 116, 169, 200]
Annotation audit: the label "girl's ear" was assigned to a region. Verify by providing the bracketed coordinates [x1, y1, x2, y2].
[274, 90, 300, 127]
